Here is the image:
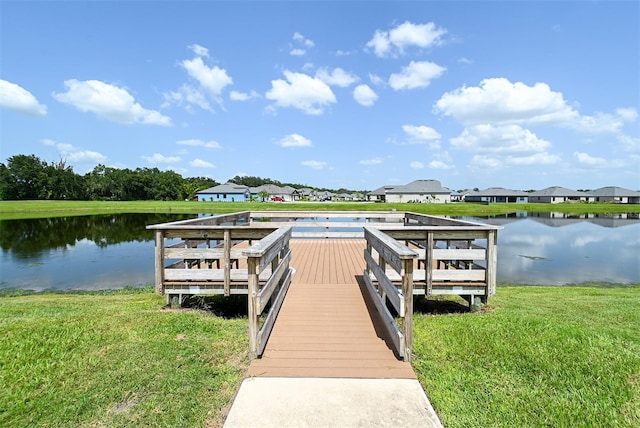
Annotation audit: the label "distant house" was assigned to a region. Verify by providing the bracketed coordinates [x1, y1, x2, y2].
[294, 188, 316, 201]
[251, 184, 296, 202]
[528, 186, 592, 203]
[384, 180, 451, 203]
[588, 186, 640, 204]
[195, 182, 251, 202]
[367, 185, 396, 202]
[464, 187, 529, 203]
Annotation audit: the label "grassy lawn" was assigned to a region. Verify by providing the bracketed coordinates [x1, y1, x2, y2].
[0, 289, 248, 427]
[1, 199, 639, 220]
[1, 285, 638, 427]
[413, 284, 640, 427]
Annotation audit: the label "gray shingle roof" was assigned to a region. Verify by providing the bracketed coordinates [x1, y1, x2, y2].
[588, 186, 640, 197]
[387, 179, 450, 194]
[474, 187, 530, 197]
[529, 186, 586, 197]
[196, 182, 249, 194]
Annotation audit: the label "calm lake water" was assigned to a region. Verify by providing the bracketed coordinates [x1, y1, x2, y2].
[0, 212, 638, 291]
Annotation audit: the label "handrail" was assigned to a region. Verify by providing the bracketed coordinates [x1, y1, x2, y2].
[363, 226, 416, 361]
[244, 226, 293, 359]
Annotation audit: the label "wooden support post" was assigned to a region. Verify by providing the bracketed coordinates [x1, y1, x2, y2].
[247, 256, 259, 360]
[426, 232, 433, 296]
[224, 229, 231, 296]
[401, 258, 414, 362]
[154, 230, 164, 295]
[486, 229, 498, 302]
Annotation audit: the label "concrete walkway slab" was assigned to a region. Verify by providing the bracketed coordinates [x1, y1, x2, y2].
[223, 377, 443, 428]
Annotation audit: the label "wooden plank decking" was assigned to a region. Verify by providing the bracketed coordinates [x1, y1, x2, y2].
[248, 239, 416, 379]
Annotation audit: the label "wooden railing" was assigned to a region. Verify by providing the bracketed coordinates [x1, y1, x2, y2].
[363, 220, 500, 361]
[378, 226, 499, 304]
[363, 226, 417, 361]
[245, 210, 406, 238]
[244, 227, 293, 359]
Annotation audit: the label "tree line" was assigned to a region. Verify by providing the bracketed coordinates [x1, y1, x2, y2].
[0, 155, 218, 201]
[0, 155, 362, 201]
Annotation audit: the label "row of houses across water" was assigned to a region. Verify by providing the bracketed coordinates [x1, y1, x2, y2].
[195, 183, 364, 202]
[196, 180, 640, 204]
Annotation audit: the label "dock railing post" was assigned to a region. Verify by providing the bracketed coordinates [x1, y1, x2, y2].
[154, 230, 164, 296]
[247, 256, 259, 360]
[402, 258, 414, 362]
[486, 229, 498, 301]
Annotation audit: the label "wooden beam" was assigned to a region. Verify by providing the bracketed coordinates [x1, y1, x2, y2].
[154, 230, 164, 295]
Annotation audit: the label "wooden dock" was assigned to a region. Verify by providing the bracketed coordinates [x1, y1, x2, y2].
[248, 239, 416, 379]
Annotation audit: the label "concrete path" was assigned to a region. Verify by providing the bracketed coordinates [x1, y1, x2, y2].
[223, 377, 443, 428]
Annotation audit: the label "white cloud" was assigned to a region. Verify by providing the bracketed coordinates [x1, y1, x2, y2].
[505, 152, 561, 166]
[573, 151, 607, 167]
[0, 79, 47, 116]
[229, 90, 259, 101]
[402, 125, 441, 147]
[181, 56, 233, 101]
[41, 138, 107, 164]
[450, 124, 551, 154]
[142, 153, 182, 164]
[163, 84, 213, 112]
[293, 32, 315, 47]
[428, 160, 454, 170]
[301, 160, 327, 170]
[366, 21, 447, 58]
[53, 79, 171, 125]
[276, 133, 313, 148]
[360, 157, 383, 165]
[290, 32, 314, 55]
[369, 73, 385, 86]
[177, 139, 222, 149]
[616, 107, 638, 122]
[265, 70, 336, 115]
[388, 61, 446, 90]
[410, 161, 424, 169]
[188, 44, 209, 57]
[434, 77, 578, 126]
[190, 158, 215, 168]
[315, 67, 359, 87]
[353, 84, 378, 107]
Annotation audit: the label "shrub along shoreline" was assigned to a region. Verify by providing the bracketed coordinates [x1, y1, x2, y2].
[1, 284, 638, 427]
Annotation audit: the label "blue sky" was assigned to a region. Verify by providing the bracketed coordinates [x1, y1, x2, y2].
[1, 1, 638, 192]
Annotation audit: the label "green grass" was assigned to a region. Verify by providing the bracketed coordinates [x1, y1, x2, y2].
[0, 289, 248, 427]
[1, 199, 638, 220]
[1, 285, 638, 427]
[413, 284, 640, 427]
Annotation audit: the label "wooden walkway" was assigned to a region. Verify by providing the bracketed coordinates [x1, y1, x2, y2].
[248, 239, 416, 379]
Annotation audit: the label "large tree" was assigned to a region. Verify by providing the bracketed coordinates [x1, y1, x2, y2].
[0, 154, 50, 200]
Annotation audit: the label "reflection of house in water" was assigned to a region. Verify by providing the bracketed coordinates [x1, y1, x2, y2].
[467, 212, 528, 227]
[528, 212, 587, 227]
[588, 213, 640, 228]
[528, 212, 640, 228]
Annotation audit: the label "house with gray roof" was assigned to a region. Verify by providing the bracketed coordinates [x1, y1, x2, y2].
[464, 187, 529, 203]
[528, 186, 593, 203]
[385, 179, 451, 203]
[588, 186, 640, 204]
[196, 182, 251, 202]
[250, 184, 297, 202]
[367, 185, 396, 202]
